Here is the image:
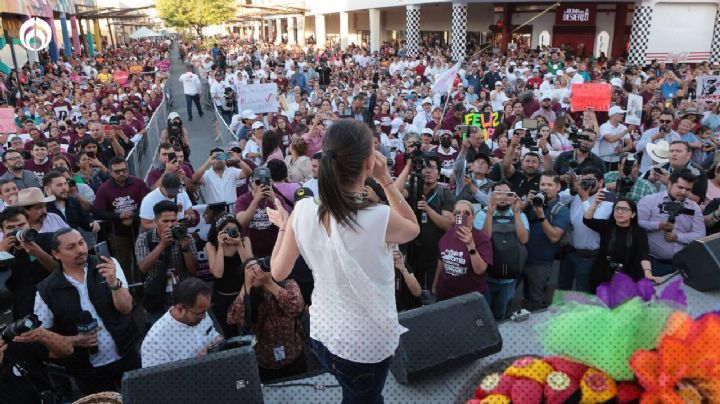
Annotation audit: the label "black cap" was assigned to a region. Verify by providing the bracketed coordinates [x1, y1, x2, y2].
[294, 187, 314, 202]
[161, 173, 182, 196]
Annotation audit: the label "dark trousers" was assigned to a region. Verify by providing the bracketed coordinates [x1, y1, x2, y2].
[258, 351, 308, 383]
[72, 350, 141, 396]
[309, 338, 392, 404]
[221, 110, 233, 125]
[184, 94, 203, 119]
[211, 290, 239, 339]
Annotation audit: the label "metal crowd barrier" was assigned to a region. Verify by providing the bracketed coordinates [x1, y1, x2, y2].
[125, 100, 168, 181]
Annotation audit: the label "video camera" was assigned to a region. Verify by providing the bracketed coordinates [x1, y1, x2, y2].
[405, 143, 438, 175]
[1, 313, 40, 342]
[659, 200, 695, 223]
[617, 156, 636, 196]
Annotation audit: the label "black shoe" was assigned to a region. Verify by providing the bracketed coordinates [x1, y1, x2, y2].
[188, 117, 193, 121]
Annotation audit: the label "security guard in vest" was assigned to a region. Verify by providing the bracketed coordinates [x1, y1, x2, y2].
[33, 228, 140, 395]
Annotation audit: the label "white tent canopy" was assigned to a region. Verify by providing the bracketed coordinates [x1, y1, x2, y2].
[129, 27, 162, 39]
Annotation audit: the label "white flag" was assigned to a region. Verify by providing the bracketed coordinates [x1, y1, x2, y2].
[431, 62, 461, 95]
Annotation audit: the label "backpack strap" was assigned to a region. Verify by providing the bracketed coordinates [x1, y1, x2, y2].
[549, 200, 566, 223]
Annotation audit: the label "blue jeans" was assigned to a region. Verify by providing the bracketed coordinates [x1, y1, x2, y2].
[184, 93, 203, 119]
[558, 250, 594, 293]
[309, 338, 392, 404]
[486, 279, 515, 320]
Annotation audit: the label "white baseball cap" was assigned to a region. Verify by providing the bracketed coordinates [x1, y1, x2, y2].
[251, 121, 265, 130]
[241, 109, 257, 120]
[566, 67, 576, 73]
[610, 78, 623, 87]
[608, 106, 626, 116]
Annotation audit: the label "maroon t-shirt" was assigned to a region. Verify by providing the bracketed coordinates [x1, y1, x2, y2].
[233, 191, 291, 258]
[24, 159, 51, 183]
[441, 115, 462, 132]
[93, 176, 150, 235]
[145, 165, 194, 189]
[435, 227, 493, 301]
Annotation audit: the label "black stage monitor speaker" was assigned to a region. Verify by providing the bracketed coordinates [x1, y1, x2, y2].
[390, 292, 502, 384]
[675, 233, 720, 292]
[121, 346, 263, 404]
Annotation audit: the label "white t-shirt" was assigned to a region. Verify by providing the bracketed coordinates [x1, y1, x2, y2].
[178, 72, 202, 96]
[141, 309, 220, 368]
[292, 199, 406, 363]
[202, 167, 243, 204]
[597, 121, 628, 163]
[242, 138, 262, 166]
[139, 188, 193, 221]
[34, 258, 128, 368]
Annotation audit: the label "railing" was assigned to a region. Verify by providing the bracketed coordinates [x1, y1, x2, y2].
[125, 99, 169, 181]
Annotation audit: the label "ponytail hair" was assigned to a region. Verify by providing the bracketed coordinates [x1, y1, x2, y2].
[317, 119, 373, 229]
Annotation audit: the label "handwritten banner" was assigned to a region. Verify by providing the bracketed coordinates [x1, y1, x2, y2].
[237, 83, 278, 114]
[464, 111, 503, 140]
[570, 83, 611, 111]
[0, 108, 15, 133]
[697, 75, 720, 101]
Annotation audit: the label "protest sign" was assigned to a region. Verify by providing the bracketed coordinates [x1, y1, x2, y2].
[464, 111, 503, 140]
[238, 83, 278, 114]
[697, 75, 720, 101]
[0, 108, 15, 133]
[625, 93, 643, 126]
[113, 70, 129, 85]
[570, 83, 611, 111]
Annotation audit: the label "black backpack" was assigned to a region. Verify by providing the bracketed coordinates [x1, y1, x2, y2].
[486, 215, 528, 279]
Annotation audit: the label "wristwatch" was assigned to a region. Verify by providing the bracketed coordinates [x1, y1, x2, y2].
[110, 278, 123, 291]
[537, 217, 546, 223]
[541, 148, 549, 156]
[468, 248, 477, 255]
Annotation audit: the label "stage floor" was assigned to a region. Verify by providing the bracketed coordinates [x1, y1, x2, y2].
[262, 277, 720, 403]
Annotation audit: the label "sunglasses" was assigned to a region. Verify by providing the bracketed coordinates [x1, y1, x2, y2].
[659, 119, 672, 124]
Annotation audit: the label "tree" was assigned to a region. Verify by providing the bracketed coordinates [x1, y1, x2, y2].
[156, 0, 237, 38]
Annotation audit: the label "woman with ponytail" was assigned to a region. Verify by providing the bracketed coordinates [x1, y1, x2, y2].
[267, 119, 420, 403]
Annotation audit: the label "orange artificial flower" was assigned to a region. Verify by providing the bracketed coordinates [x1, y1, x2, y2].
[630, 314, 720, 403]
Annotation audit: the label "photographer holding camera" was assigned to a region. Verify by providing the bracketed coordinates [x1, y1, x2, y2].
[136, 201, 198, 324]
[227, 258, 306, 382]
[553, 129, 607, 186]
[638, 169, 706, 276]
[193, 148, 252, 205]
[146, 143, 197, 193]
[636, 112, 681, 173]
[523, 173, 571, 311]
[160, 113, 191, 157]
[205, 214, 252, 338]
[643, 141, 708, 204]
[0, 321, 73, 403]
[395, 152, 454, 293]
[0, 207, 55, 319]
[139, 173, 195, 231]
[234, 167, 291, 258]
[604, 153, 656, 203]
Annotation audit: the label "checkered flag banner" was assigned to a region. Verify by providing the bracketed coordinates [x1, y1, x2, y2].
[627, 6, 653, 66]
[451, 3, 467, 62]
[711, 9, 720, 63]
[406, 6, 421, 58]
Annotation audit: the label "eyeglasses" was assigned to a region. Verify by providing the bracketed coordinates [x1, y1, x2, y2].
[454, 210, 472, 216]
[614, 206, 632, 213]
[659, 119, 672, 124]
[181, 305, 207, 317]
[5, 156, 22, 161]
[112, 168, 128, 174]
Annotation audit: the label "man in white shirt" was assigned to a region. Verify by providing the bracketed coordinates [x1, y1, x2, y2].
[567, 67, 584, 85]
[178, 65, 203, 121]
[141, 278, 221, 368]
[210, 71, 226, 111]
[597, 106, 631, 170]
[412, 98, 434, 129]
[490, 82, 509, 112]
[192, 148, 252, 204]
[139, 173, 194, 231]
[242, 121, 265, 166]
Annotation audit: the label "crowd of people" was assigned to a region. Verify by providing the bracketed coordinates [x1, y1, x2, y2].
[2, 31, 720, 403]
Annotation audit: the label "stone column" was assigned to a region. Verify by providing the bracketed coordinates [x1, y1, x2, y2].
[340, 12, 349, 50]
[296, 16, 305, 46]
[450, 2, 467, 61]
[315, 14, 326, 48]
[405, 5, 421, 57]
[287, 17, 295, 45]
[70, 15, 81, 55]
[369, 8, 381, 53]
[253, 20, 260, 41]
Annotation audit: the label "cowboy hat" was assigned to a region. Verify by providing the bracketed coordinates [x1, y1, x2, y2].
[14, 188, 55, 207]
[646, 140, 670, 164]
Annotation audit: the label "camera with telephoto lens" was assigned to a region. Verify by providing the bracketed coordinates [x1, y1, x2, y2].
[8, 228, 39, 243]
[659, 200, 695, 223]
[532, 192, 546, 207]
[580, 178, 597, 190]
[226, 228, 239, 238]
[1, 313, 40, 342]
[170, 224, 188, 240]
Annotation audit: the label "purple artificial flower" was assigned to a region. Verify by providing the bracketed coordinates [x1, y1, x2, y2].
[595, 272, 686, 309]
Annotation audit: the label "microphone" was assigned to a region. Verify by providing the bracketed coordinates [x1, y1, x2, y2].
[294, 187, 314, 203]
[76, 310, 99, 354]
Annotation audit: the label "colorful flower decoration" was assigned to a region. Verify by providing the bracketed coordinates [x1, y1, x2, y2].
[629, 313, 720, 403]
